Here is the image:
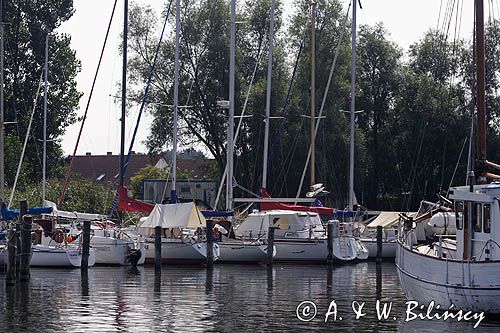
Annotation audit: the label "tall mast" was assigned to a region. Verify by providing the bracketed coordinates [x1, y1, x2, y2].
[348, 0, 357, 210]
[0, 0, 4, 203]
[261, 0, 275, 190]
[171, 0, 180, 203]
[475, 0, 486, 175]
[226, 0, 236, 210]
[310, 1, 316, 187]
[42, 34, 48, 204]
[120, 0, 128, 193]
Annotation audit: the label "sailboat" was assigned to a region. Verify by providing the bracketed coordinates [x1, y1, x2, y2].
[233, 0, 365, 263]
[131, 0, 219, 264]
[26, 35, 96, 268]
[397, 0, 500, 312]
[212, 0, 272, 264]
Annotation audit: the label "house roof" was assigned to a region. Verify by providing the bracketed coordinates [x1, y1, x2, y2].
[70, 153, 213, 185]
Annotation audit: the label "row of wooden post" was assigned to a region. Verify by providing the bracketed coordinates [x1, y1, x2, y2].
[6, 200, 31, 286]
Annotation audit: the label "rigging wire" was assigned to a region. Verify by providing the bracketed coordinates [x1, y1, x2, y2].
[8, 73, 44, 207]
[58, 0, 119, 208]
[295, 1, 351, 200]
[109, 0, 173, 217]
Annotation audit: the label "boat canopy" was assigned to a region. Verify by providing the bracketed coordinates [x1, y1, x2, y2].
[138, 202, 206, 230]
[44, 200, 107, 221]
[1, 203, 53, 220]
[367, 211, 416, 229]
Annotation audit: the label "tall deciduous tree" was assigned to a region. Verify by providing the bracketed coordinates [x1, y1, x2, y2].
[3, 0, 81, 189]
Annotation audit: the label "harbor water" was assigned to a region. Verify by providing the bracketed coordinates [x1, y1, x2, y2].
[1, 262, 499, 332]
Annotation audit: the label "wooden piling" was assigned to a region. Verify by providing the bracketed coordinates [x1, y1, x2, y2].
[376, 225, 383, 263]
[81, 220, 91, 270]
[5, 228, 17, 286]
[206, 220, 214, 268]
[154, 226, 162, 270]
[267, 226, 275, 267]
[327, 221, 334, 265]
[20, 214, 32, 282]
[16, 201, 28, 273]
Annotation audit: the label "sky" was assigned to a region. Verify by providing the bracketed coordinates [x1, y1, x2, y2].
[57, 0, 477, 156]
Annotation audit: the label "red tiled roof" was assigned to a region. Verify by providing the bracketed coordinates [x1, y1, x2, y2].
[70, 153, 212, 185]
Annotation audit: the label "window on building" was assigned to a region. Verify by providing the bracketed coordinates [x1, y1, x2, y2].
[474, 203, 482, 232]
[484, 204, 491, 233]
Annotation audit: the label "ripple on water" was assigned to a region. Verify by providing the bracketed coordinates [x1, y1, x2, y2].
[0, 263, 499, 332]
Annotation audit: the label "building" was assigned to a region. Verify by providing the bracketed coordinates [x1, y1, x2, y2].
[70, 151, 214, 185]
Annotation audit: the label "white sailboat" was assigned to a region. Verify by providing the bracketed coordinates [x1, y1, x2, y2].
[137, 202, 219, 263]
[30, 218, 96, 267]
[235, 210, 359, 262]
[397, 0, 500, 313]
[214, 0, 272, 264]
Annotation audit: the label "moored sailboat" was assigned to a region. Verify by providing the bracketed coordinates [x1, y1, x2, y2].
[397, 0, 500, 313]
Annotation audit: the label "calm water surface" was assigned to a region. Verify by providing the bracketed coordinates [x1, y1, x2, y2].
[0, 262, 499, 332]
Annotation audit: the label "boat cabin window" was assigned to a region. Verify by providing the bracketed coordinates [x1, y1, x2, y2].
[474, 203, 482, 232]
[484, 204, 491, 233]
[455, 201, 464, 230]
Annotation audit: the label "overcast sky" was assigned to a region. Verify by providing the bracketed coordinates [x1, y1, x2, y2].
[57, 0, 477, 156]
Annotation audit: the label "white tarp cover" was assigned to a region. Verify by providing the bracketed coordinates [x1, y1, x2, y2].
[138, 202, 206, 230]
[44, 200, 107, 221]
[367, 211, 416, 228]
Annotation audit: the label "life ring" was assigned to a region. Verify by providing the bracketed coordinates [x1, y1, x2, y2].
[53, 229, 65, 243]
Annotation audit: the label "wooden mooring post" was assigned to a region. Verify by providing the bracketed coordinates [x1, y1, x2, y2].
[81, 220, 91, 271]
[5, 227, 17, 286]
[20, 214, 32, 282]
[154, 226, 162, 270]
[267, 226, 275, 267]
[327, 221, 334, 265]
[376, 225, 383, 263]
[206, 220, 214, 268]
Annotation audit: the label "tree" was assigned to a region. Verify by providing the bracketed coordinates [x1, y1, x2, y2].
[3, 0, 81, 187]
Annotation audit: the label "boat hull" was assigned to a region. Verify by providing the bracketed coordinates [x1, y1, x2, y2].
[396, 241, 500, 313]
[217, 241, 270, 263]
[91, 236, 146, 266]
[143, 239, 219, 264]
[30, 245, 96, 267]
[272, 237, 360, 262]
[362, 238, 397, 258]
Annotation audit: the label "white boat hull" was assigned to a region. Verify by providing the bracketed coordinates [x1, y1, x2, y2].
[273, 237, 360, 262]
[144, 239, 219, 264]
[362, 238, 397, 258]
[217, 241, 270, 263]
[30, 245, 96, 267]
[91, 236, 146, 266]
[396, 242, 500, 313]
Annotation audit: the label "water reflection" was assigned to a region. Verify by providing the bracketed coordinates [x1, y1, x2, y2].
[0, 263, 499, 332]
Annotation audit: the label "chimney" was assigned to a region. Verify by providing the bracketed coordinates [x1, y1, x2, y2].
[86, 152, 91, 156]
[107, 152, 112, 155]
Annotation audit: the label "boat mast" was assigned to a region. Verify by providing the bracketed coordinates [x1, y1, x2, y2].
[310, 1, 316, 188]
[475, 0, 486, 181]
[226, 0, 235, 210]
[348, 0, 357, 210]
[171, 0, 180, 203]
[261, 0, 275, 190]
[0, 0, 4, 203]
[119, 0, 128, 222]
[42, 33, 48, 204]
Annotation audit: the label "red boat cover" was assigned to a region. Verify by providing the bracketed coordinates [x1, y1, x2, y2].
[118, 186, 154, 214]
[259, 188, 334, 215]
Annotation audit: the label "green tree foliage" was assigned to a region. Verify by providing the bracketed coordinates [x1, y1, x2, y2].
[129, 165, 194, 198]
[2, 0, 82, 187]
[125, 1, 500, 210]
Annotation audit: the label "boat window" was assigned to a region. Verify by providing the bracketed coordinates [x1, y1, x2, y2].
[484, 204, 491, 233]
[455, 201, 464, 230]
[474, 203, 482, 232]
